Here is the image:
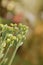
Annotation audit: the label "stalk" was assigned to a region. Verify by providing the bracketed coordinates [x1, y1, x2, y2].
[8, 42, 23, 65]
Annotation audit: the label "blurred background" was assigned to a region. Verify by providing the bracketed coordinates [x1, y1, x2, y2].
[0, 0, 43, 65]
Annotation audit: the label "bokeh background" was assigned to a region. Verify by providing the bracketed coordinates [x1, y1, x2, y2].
[0, 0, 43, 65]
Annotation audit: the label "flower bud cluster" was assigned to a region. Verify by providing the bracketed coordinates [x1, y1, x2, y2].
[0, 23, 28, 59]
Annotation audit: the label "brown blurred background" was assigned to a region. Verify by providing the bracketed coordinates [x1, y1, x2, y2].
[0, 0, 43, 65]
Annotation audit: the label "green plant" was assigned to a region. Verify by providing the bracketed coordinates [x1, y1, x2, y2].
[0, 23, 28, 65]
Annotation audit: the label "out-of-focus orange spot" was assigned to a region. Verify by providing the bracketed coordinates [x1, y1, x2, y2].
[12, 13, 23, 24]
[34, 24, 43, 35]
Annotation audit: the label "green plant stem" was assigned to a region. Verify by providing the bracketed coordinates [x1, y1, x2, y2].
[0, 44, 13, 65]
[8, 42, 23, 65]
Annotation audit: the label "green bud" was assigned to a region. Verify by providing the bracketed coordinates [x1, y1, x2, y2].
[2, 42, 6, 47]
[14, 27, 18, 30]
[10, 23, 14, 27]
[7, 34, 13, 38]
[0, 24, 3, 28]
[14, 24, 17, 27]
[21, 31, 24, 35]
[23, 35, 26, 40]
[19, 23, 23, 27]
[6, 38, 11, 43]
[12, 36, 17, 40]
[17, 34, 22, 40]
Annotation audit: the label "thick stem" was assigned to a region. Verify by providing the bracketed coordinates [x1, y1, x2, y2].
[8, 42, 23, 65]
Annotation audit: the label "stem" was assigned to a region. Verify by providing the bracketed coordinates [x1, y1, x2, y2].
[8, 42, 23, 65]
[0, 44, 12, 65]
